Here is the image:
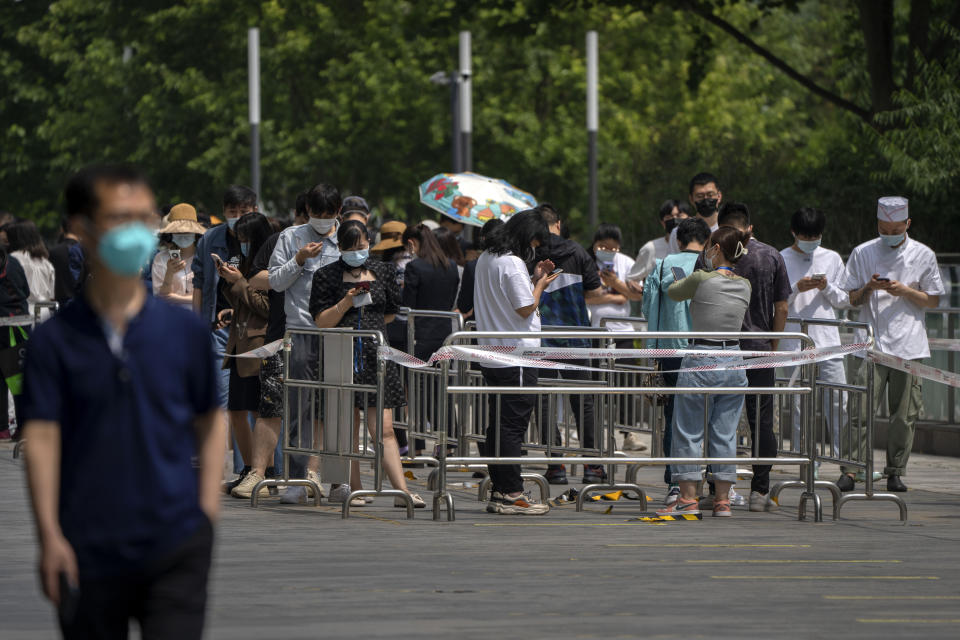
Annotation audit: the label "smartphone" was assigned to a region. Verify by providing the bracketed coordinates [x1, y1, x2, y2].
[876, 276, 891, 282]
[600, 261, 615, 273]
[355, 281, 372, 292]
[671, 266, 686, 281]
[550, 268, 564, 276]
[811, 273, 826, 281]
[211, 253, 224, 268]
[170, 249, 181, 261]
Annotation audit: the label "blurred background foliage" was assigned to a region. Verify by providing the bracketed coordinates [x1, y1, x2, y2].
[1, 0, 958, 253]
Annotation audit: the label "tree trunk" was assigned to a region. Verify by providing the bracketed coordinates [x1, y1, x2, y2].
[857, 0, 896, 114]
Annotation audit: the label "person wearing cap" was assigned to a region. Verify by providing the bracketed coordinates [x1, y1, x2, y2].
[153, 203, 206, 310]
[837, 197, 944, 493]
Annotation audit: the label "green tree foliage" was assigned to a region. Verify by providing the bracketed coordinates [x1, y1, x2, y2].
[1, 0, 957, 254]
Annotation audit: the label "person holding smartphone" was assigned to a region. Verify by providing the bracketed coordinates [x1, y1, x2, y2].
[310, 220, 424, 508]
[152, 203, 205, 310]
[779, 208, 852, 465]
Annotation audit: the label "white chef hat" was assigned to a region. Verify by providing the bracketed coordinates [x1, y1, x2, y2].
[877, 196, 909, 222]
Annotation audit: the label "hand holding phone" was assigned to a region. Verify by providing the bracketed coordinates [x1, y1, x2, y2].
[170, 249, 181, 261]
[211, 253, 224, 269]
[550, 268, 564, 276]
[671, 266, 686, 281]
[811, 273, 826, 281]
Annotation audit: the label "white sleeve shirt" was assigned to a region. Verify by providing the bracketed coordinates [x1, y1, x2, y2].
[779, 246, 849, 351]
[842, 236, 944, 360]
[474, 251, 541, 360]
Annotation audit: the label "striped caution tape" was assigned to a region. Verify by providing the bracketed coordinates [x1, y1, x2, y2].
[0, 315, 35, 327]
[867, 350, 960, 389]
[631, 513, 703, 522]
[929, 338, 960, 352]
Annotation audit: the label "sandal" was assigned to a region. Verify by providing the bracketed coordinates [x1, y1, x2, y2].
[713, 498, 732, 518]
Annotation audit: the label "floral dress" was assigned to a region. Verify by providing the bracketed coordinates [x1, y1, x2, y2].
[309, 259, 406, 409]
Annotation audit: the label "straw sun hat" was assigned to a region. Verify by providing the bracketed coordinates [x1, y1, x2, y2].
[159, 203, 207, 235]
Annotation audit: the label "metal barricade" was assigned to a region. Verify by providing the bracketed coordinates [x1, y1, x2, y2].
[768, 318, 906, 521]
[11, 302, 58, 460]
[430, 329, 819, 522]
[250, 327, 416, 518]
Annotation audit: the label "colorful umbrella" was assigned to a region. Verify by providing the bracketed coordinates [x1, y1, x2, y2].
[418, 172, 538, 227]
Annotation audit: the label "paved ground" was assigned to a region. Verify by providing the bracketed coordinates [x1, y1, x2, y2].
[2, 440, 959, 639]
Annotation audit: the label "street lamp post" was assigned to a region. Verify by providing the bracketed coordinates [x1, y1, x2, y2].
[248, 27, 261, 203]
[586, 30, 599, 227]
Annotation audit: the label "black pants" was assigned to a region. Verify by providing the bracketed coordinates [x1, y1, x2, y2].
[659, 356, 683, 484]
[60, 519, 213, 640]
[483, 366, 537, 494]
[537, 361, 596, 452]
[746, 367, 777, 495]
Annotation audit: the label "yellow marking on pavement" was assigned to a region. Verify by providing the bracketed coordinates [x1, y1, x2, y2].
[826, 595, 960, 600]
[607, 543, 811, 548]
[475, 522, 662, 527]
[857, 619, 960, 624]
[712, 575, 938, 580]
[689, 559, 901, 564]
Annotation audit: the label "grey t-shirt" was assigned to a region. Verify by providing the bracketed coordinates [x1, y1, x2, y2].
[667, 270, 751, 333]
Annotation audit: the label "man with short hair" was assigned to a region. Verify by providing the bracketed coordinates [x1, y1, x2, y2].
[628, 199, 690, 283]
[714, 202, 790, 512]
[780, 208, 851, 463]
[837, 197, 943, 493]
[268, 183, 350, 503]
[668, 173, 722, 254]
[23, 164, 224, 636]
[535, 204, 606, 485]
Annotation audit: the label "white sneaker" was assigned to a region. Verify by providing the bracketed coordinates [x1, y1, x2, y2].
[729, 487, 747, 507]
[306, 470, 326, 499]
[280, 486, 307, 504]
[749, 491, 779, 512]
[231, 471, 268, 499]
[664, 485, 680, 506]
[622, 432, 648, 452]
[395, 493, 426, 509]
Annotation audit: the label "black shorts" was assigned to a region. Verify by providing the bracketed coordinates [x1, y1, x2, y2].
[227, 359, 261, 412]
[258, 353, 283, 419]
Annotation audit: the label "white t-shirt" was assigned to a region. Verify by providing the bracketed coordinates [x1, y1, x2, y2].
[590, 252, 636, 331]
[152, 249, 194, 310]
[11, 251, 55, 319]
[842, 235, 944, 360]
[668, 221, 719, 254]
[474, 251, 540, 365]
[779, 246, 850, 353]
[628, 236, 670, 282]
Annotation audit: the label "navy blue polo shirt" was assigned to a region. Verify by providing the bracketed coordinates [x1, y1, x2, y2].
[22, 293, 219, 578]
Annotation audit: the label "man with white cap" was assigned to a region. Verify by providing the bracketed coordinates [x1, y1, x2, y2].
[837, 196, 944, 492]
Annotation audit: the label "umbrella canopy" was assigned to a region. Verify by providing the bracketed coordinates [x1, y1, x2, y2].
[418, 172, 538, 227]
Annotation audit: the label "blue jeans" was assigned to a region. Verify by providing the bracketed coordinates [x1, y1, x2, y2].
[670, 346, 747, 484]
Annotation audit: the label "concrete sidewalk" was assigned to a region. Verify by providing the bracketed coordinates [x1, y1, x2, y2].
[2, 439, 958, 639]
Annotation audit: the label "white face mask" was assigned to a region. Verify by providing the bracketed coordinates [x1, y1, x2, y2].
[309, 217, 337, 235]
[172, 233, 195, 248]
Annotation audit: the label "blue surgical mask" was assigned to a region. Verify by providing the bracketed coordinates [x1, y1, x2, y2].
[880, 233, 905, 248]
[796, 237, 821, 254]
[342, 248, 369, 267]
[226, 217, 238, 231]
[595, 249, 617, 265]
[98, 222, 158, 277]
[240, 242, 250, 256]
[172, 233, 195, 248]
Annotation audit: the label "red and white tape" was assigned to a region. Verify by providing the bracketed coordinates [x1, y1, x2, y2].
[867, 350, 960, 389]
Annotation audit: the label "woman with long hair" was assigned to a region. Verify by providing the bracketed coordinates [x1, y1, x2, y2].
[216, 211, 274, 492]
[6, 221, 55, 320]
[474, 210, 559, 515]
[311, 220, 424, 508]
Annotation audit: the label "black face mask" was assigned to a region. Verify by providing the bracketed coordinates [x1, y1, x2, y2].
[663, 217, 679, 233]
[695, 198, 719, 218]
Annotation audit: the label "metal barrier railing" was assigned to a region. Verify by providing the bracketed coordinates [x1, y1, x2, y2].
[430, 329, 819, 522]
[250, 327, 416, 518]
[769, 318, 906, 521]
[11, 301, 59, 460]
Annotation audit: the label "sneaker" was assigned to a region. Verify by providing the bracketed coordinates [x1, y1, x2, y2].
[749, 491, 778, 512]
[657, 497, 701, 517]
[497, 492, 550, 515]
[328, 484, 352, 504]
[855, 470, 883, 483]
[582, 465, 608, 484]
[394, 493, 426, 508]
[231, 470, 268, 499]
[622, 432, 648, 452]
[713, 499, 732, 517]
[729, 487, 747, 507]
[224, 465, 251, 494]
[545, 465, 568, 485]
[487, 490, 505, 513]
[836, 474, 855, 492]
[306, 470, 326, 499]
[280, 486, 307, 504]
[663, 485, 680, 506]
